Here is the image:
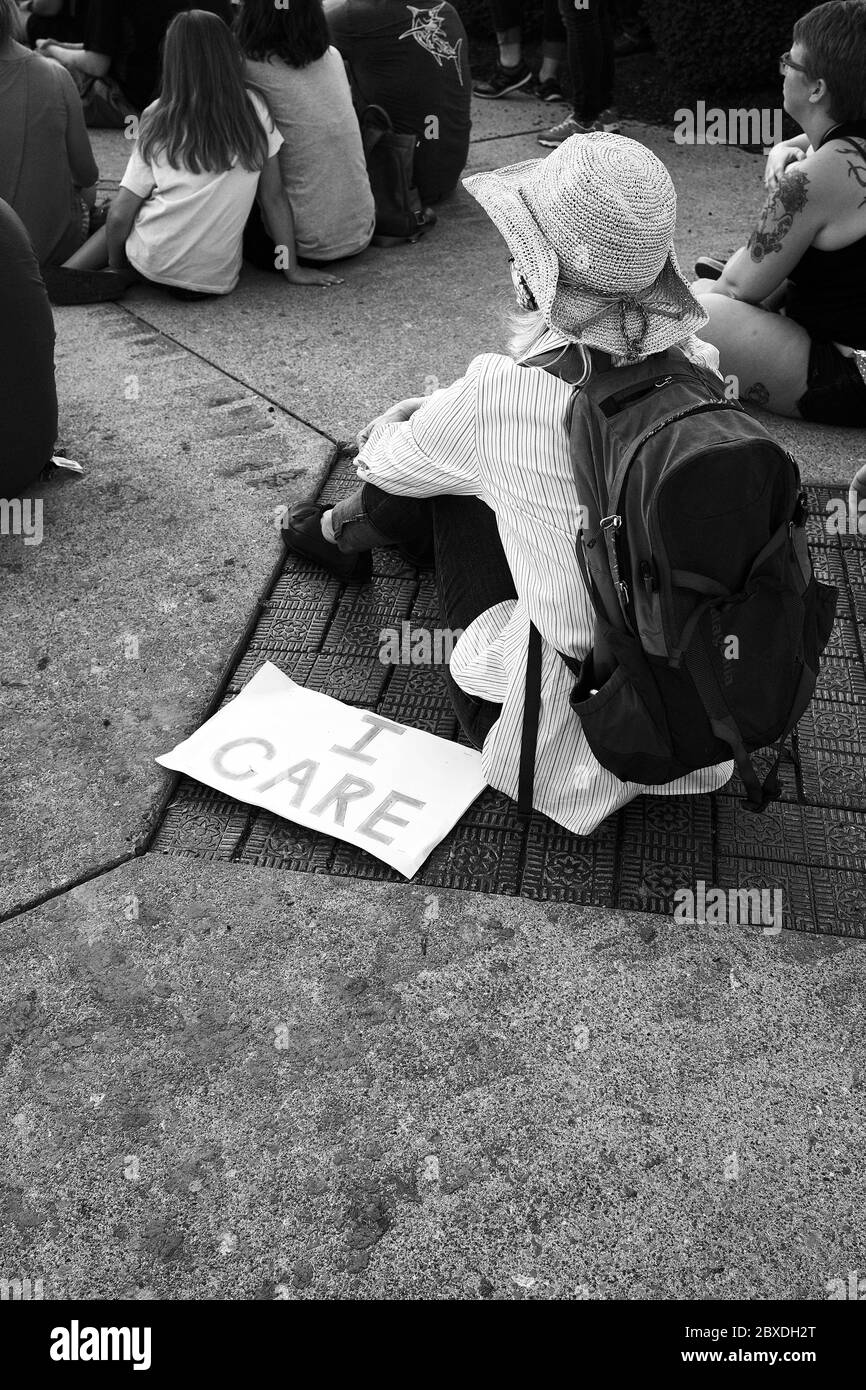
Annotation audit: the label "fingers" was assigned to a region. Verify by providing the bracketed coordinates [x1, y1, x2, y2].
[285, 268, 344, 288]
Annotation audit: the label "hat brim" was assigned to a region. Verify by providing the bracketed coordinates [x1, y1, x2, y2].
[463, 158, 708, 358]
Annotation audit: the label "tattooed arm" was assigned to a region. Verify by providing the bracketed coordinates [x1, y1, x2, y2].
[837, 138, 866, 209]
[701, 163, 828, 304]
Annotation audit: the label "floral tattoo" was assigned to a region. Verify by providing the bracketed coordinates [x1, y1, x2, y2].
[743, 381, 770, 407]
[748, 169, 809, 262]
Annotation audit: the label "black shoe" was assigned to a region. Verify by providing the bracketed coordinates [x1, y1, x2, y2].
[473, 60, 533, 99]
[533, 76, 568, 104]
[41, 266, 133, 305]
[693, 255, 726, 281]
[282, 502, 372, 584]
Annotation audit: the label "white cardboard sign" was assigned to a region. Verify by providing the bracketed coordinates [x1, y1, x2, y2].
[156, 662, 486, 878]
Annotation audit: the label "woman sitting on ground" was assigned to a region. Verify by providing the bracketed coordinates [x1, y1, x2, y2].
[282, 134, 733, 835]
[692, 0, 866, 426]
[236, 0, 374, 269]
[0, 0, 99, 266]
[0, 197, 58, 498]
[46, 9, 341, 303]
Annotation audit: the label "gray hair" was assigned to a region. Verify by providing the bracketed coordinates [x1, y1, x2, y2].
[507, 306, 551, 362]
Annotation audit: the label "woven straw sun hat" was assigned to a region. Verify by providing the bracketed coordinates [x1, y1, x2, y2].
[463, 132, 707, 360]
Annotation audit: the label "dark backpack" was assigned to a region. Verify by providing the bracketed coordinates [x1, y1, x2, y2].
[518, 345, 838, 816]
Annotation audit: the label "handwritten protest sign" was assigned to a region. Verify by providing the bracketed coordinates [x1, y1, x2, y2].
[156, 662, 486, 878]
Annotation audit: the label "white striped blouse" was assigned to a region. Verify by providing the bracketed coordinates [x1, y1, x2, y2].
[355, 330, 733, 835]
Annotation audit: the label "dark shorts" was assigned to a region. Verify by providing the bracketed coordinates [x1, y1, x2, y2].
[242, 201, 330, 273]
[798, 340, 866, 426]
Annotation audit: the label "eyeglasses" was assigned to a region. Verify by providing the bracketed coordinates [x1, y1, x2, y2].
[509, 257, 538, 312]
[779, 50, 811, 76]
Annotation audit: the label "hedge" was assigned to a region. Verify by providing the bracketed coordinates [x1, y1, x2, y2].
[452, 1, 544, 42]
[645, 0, 813, 93]
[456, 0, 817, 99]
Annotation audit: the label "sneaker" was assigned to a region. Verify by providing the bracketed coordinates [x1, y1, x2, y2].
[282, 502, 372, 585]
[41, 266, 133, 305]
[595, 107, 622, 133]
[533, 76, 567, 104]
[693, 255, 726, 281]
[473, 59, 533, 99]
[537, 115, 596, 148]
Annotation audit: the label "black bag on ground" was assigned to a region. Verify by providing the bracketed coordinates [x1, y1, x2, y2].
[519, 345, 838, 815]
[358, 103, 428, 245]
[343, 60, 429, 246]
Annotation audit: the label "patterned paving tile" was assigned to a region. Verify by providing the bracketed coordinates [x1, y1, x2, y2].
[715, 857, 817, 934]
[521, 812, 618, 904]
[241, 811, 335, 876]
[152, 464, 866, 938]
[154, 782, 252, 862]
[321, 577, 417, 658]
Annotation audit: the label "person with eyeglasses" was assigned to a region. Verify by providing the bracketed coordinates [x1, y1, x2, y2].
[691, 0, 866, 426]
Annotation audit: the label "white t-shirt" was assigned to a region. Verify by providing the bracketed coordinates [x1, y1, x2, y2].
[120, 89, 283, 295]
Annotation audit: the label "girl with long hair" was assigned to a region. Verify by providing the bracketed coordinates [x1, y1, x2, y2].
[236, 0, 374, 268]
[47, 8, 340, 302]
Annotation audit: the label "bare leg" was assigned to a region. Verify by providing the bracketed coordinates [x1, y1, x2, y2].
[540, 39, 565, 81]
[62, 225, 110, 271]
[694, 291, 811, 417]
[495, 26, 521, 67]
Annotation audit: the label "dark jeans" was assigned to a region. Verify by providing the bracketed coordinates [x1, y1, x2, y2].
[330, 483, 517, 747]
[488, 0, 566, 44]
[557, 0, 615, 123]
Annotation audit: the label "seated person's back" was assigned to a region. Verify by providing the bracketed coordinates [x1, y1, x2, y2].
[83, 0, 233, 110]
[325, 0, 471, 203]
[0, 27, 98, 264]
[783, 118, 866, 348]
[0, 197, 58, 497]
[24, 0, 89, 46]
[238, 0, 374, 261]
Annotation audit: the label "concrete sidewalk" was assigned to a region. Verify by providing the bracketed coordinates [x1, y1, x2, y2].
[1, 99, 864, 1300]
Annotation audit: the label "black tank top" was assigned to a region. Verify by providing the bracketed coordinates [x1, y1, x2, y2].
[785, 120, 866, 348]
